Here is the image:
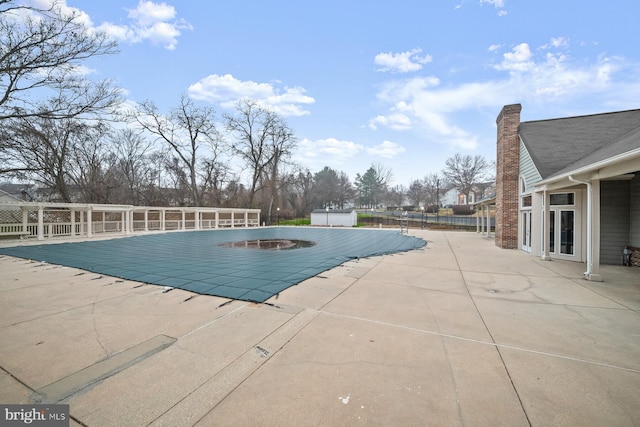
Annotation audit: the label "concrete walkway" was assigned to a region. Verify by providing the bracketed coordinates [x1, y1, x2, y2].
[1, 229, 639, 426]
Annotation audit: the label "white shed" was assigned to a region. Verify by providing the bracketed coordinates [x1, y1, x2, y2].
[310, 209, 357, 227]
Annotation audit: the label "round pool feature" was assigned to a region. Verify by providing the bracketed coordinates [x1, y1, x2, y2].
[220, 239, 316, 250]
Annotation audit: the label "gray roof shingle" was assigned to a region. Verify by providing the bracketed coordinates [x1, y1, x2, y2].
[519, 109, 640, 179]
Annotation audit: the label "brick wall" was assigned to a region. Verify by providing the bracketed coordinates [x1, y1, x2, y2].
[495, 104, 522, 249]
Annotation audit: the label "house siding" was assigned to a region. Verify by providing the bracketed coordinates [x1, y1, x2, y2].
[519, 140, 542, 192]
[310, 211, 357, 227]
[630, 174, 640, 247]
[600, 180, 631, 265]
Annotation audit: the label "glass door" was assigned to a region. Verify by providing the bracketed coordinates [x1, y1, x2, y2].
[559, 210, 575, 255]
[549, 209, 575, 256]
[522, 211, 531, 252]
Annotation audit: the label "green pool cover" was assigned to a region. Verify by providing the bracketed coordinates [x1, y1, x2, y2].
[0, 227, 425, 302]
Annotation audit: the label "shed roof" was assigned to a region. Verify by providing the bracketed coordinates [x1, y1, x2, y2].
[519, 108, 640, 179]
[311, 209, 355, 214]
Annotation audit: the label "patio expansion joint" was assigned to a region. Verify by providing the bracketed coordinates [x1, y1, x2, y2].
[470, 293, 632, 311]
[444, 234, 533, 426]
[318, 309, 640, 373]
[0, 282, 146, 329]
[149, 307, 320, 426]
[0, 364, 38, 395]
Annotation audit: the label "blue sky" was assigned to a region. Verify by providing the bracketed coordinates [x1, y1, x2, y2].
[56, 0, 640, 186]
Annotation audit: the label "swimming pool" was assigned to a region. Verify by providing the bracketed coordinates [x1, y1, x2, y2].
[0, 227, 425, 302]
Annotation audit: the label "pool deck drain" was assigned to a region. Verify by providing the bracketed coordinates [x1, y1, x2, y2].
[1, 229, 639, 426]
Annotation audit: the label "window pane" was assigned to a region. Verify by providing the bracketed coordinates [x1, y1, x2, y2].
[560, 210, 574, 255]
[521, 195, 532, 207]
[550, 193, 574, 205]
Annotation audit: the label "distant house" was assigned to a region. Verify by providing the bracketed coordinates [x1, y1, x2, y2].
[0, 189, 23, 209]
[441, 182, 495, 206]
[310, 209, 357, 227]
[0, 184, 33, 201]
[493, 104, 640, 281]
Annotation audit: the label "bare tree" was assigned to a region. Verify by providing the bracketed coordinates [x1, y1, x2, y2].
[0, 0, 120, 121]
[385, 185, 406, 208]
[70, 123, 116, 203]
[423, 173, 443, 212]
[132, 95, 225, 206]
[288, 168, 315, 217]
[199, 156, 230, 206]
[263, 114, 296, 220]
[225, 99, 296, 209]
[406, 179, 425, 207]
[442, 153, 489, 203]
[1, 114, 110, 202]
[109, 129, 155, 204]
[336, 171, 355, 209]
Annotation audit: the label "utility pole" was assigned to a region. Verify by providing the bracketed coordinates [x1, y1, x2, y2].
[436, 178, 440, 223]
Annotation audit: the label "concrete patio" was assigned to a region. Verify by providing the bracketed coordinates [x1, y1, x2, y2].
[1, 229, 639, 426]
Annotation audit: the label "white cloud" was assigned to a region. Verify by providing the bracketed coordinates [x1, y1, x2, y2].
[368, 114, 412, 131]
[188, 74, 315, 117]
[481, 0, 504, 6]
[456, 0, 507, 15]
[95, 0, 192, 50]
[20, 0, 94, 27]
[128, 0, 176, 26]
[495, 43, 534, 72]
[295, 138, 364, 164]
[541, 36, 570, 50]
[296, 138, 405, 170]
[480, 0, 507, 15]
[374, 48, 433, 73]
[366, 141, 406, 158]
[550, 36, 569, 48]
[371, 41, 627, 151]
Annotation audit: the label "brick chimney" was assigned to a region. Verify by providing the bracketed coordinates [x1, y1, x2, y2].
[495, 104, 521, 249]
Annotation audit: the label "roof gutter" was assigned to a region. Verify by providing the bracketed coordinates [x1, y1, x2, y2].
[568, 175, 592, 279]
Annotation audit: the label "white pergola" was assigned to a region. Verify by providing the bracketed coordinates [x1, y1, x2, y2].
[473, 195, 495, 237]
[0, 202, 261, 241]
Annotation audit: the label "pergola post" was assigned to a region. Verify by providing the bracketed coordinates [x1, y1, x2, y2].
[37, 205, 44, 240]
[70, 209, 76, 237]
[21, 208, 28, 236]
[486, 205, 491, 237]
[87, 208, 93, 237]
[231, 211, 235, 228]
[124, 210, 130, 235]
